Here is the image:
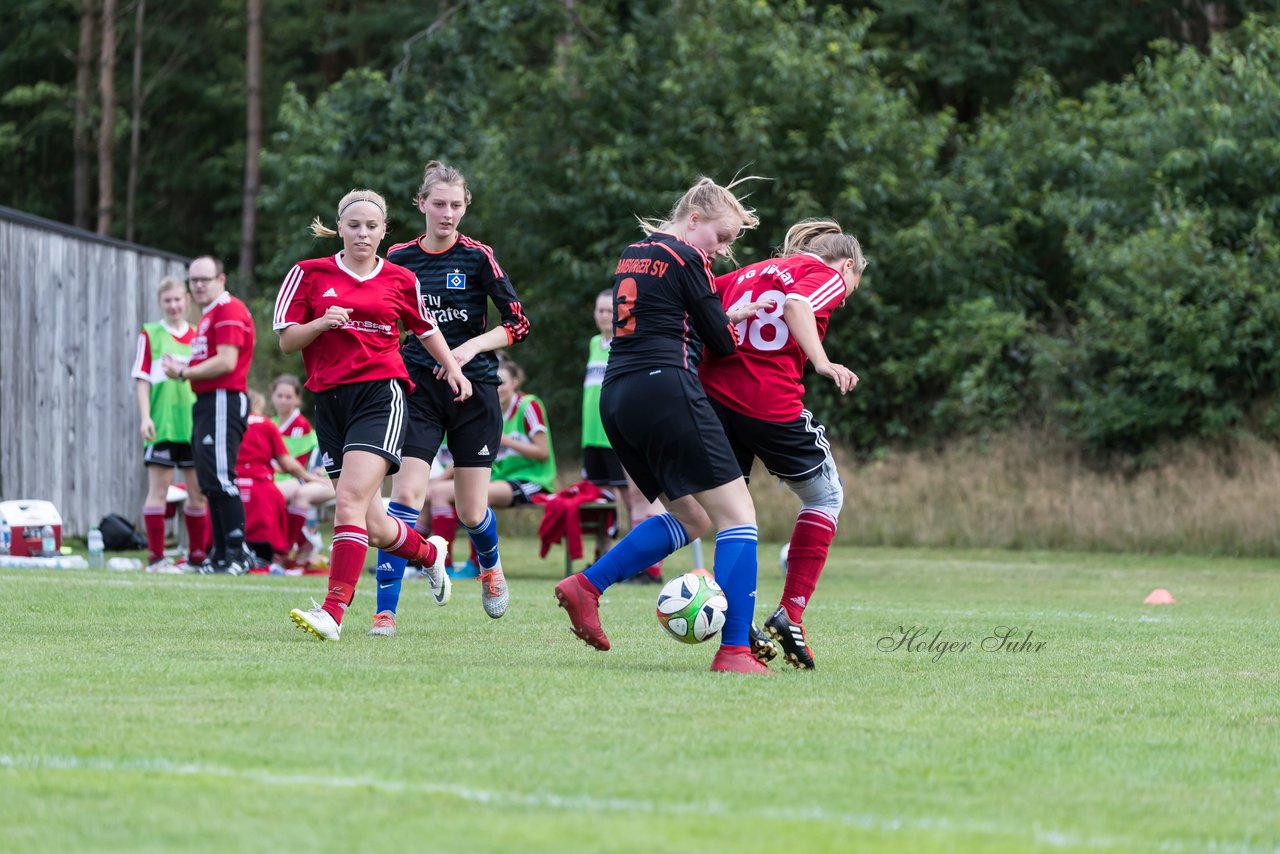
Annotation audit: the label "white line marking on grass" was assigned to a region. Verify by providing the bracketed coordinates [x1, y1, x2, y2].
[0, 754, 1256, 851]
[0, 573, 382, 597]
[811, 602, 1176, 624]
[0, 573, 1185, 618]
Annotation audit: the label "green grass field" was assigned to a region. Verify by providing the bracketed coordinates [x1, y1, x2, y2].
[2, 539, 1277, 853]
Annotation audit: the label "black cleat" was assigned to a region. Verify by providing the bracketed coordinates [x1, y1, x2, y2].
[748, 621, 777, 664]
[763, 607, 815, 670]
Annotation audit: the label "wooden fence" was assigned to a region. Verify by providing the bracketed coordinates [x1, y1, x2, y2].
[0, 206, 189, 537]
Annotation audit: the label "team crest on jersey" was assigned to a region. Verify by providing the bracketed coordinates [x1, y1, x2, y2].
[446, 270, 466, 290]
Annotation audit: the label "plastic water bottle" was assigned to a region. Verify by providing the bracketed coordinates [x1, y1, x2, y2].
[0, 521, 9, 556]
[41, 525, 56, 557]
[87, 528, 105, 569]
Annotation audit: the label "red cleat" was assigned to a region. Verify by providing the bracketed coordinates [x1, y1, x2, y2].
[554, 573, 610, 651]
[710, 644, 773, 674]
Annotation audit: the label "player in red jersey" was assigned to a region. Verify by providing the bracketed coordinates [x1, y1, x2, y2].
[701, 218, 866, 669]
[162, 255, 255, 574]
[235, 390, 327, 570]
[133, 275, 209, 572]
[553, 176, 775, 675]
[273, 188, 471, 641]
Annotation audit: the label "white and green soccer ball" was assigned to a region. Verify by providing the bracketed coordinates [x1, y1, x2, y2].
[655, 571, 727, 644]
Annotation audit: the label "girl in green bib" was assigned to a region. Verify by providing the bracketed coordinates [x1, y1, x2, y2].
[131, 276, 209, 570]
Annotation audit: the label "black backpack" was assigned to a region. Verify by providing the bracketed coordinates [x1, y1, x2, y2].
[99, 513, 147, 551]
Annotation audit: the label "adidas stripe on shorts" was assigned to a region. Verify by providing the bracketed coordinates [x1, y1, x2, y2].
[313, 378, 409, 477]
[401, 364, 502, 469]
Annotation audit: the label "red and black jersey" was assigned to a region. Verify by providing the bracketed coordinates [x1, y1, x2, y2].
[236, 415, 288, 481]
[189, 291, 255, 395]
[388, 233, 529, 386]
[604, 231, 739, 381]
[701, 253, 849, 422]
[272, 253, 437, 393]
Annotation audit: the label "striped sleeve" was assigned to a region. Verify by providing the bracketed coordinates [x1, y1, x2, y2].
[803, 271, 848, 314]
[273, 264, 308, 332]
[685, 253, 739, 356]
[464, 236, 530, 344]
[522, 397, 549, 437]
[131, 331, 151, 381]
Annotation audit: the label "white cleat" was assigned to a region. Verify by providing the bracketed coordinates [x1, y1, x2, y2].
[478, 564, 508, 619]
[421, 535, 452, 606]
[290, 599, 341, 641]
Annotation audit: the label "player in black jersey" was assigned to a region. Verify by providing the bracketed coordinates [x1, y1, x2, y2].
[555, 176, 774, 674]
[370, 160, 531, 632]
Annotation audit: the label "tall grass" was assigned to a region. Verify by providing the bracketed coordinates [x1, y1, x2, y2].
[746, 431, 1280, 556]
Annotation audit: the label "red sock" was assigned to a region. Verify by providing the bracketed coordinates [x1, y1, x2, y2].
[184, 506, 210, 563]
[321, 525, 369, 623]
[780, 509, 837, 623]
[143, 506, 166, 563]
[431, 506, 459, 565]
[286, 507, 309, 551]
[385, 517, 439, 565]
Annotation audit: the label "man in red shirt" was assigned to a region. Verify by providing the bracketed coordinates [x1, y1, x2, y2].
[163, 255, 256, 574]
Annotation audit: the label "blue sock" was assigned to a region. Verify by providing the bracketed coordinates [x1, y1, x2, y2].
[713, 524, 758, 648]
[375, 501, 419, 614]
[584, 514, 689, 593]
[462, 508, 500, 571]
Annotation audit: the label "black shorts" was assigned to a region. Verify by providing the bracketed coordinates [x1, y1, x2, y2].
[402, 366, 501, 468]
[314, 378, 408, 478]
[144, 441, 195, 469]
[709, 398, 833, 482]
[601, 367, 741, 503]
[192, 390, 248, 497]
[501, 480, 549, 507]
[581, 445, 628, 488]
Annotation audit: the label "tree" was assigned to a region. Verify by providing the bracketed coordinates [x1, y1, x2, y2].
[96, 0, 117, 235]
[238, 0, 262, 298]
[125, 0, 143, 242]
[74, 0, 96, 230]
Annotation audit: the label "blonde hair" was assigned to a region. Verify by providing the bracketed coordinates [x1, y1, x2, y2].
[309, 188, 389, 237]
[247, 389, 266, 415]
[780, 218, 867, 275]
[637, 176, 761, 263]
[415, 160, 471, 206]
[157, 275, 187, 299]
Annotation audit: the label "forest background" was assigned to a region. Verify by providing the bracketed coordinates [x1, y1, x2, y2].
[5, 0, 1280, 555]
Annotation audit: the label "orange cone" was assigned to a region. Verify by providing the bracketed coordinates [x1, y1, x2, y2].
[1144, 588, 1176, 605]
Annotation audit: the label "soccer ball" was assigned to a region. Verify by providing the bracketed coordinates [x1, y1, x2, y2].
[656, 572, 727, 644]
[779, 542, 790, 577]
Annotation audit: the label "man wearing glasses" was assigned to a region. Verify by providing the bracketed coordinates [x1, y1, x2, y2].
[162, 256, 256, 574]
